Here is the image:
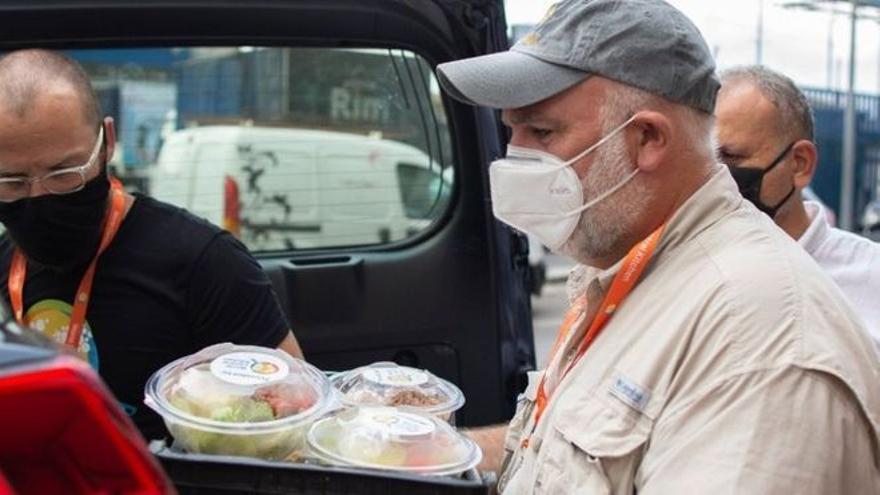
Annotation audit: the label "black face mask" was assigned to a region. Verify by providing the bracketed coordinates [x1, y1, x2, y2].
[0, 167, 110, 272]
[728, 142, 796, 218]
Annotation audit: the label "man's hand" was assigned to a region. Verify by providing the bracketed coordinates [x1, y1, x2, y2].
[463, 424, 508, 475]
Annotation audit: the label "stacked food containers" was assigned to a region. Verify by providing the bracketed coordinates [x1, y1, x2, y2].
[145, 346, 485, 488]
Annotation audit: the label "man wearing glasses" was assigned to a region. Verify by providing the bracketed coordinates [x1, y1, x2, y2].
[715, 65, 880, 353]
[0, 49, 303, 440]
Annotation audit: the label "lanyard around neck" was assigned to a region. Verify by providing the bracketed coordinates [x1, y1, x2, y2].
[8, 177, 127, 350]
[523, 223, 666, 449]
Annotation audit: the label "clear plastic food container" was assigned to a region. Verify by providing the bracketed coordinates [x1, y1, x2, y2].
[330, 362, 464, 422]
[307, 406, 481, 476]
[144, 343, 331, 460]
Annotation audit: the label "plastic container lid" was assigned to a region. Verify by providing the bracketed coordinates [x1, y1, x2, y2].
[307, 406, 481, 476]
[330, 362, 464, 418]
[144, 343, 331, 459]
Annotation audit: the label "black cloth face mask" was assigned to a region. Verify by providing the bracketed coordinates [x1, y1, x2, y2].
[0, 167, 111, 272]
[728, 141, 796, 218]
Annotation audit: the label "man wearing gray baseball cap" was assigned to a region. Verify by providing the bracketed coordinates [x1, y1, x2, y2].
[439, 1, 880, 493]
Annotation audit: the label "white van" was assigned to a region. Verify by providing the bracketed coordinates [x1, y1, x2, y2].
[150, 126, 451, 251]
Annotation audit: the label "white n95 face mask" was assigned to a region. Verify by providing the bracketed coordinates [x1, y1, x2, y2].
[488, 115, 638, 251]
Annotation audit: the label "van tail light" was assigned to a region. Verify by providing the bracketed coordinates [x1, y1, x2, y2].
[0, 354, 174, 494]
[223, 175, 241, 236]
[0, 469, 14, 495]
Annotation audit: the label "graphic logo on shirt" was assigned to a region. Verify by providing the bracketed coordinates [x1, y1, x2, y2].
[25, 299, 99, 370]
[609, 373, 651, 414]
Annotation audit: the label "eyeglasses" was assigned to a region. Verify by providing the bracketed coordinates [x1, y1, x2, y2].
[0, 126, 104, 203]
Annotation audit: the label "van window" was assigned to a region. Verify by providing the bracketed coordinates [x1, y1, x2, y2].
[67, 47, 454, 251]
[397, 163, 452, 220]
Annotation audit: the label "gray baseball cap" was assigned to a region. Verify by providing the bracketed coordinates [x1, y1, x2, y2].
[436, 0, 719, 113]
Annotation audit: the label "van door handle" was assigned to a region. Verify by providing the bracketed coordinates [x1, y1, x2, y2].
[287, 256, 362, 269]
[280, 255, 365, 324]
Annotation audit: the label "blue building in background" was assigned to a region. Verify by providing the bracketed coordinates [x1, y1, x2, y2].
[67, 49, 179, 170]
[66, 48, 179, 69]
[802, 88, 880, 229]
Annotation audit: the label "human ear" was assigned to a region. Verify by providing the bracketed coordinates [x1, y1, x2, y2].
[629, 111, 671, 173]
[103, 116, 117, 166]
[791, 139, 818, 190]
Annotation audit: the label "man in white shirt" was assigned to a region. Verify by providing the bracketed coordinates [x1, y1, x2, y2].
[715, 65, 880, 349]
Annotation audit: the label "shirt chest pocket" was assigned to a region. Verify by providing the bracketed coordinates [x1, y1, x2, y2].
[535, 396, 652, 495]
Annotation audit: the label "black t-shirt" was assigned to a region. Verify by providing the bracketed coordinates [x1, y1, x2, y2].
[0, 195, 290, 440]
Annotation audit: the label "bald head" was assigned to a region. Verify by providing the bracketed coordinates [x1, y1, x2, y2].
[719, 65, 814, 143]
[0, 49, 101, 129]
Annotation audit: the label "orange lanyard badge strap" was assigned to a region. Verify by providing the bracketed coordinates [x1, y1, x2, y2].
[8, 178, 127, 350]
[529, 224, 666, 441]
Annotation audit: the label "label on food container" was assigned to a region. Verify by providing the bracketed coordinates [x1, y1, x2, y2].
[210, 352, 290, 386]
[362, 367, 429, 388]
[365, 410, 436, 437]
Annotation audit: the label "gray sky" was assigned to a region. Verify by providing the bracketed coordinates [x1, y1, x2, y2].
[505, 0, 880, 94]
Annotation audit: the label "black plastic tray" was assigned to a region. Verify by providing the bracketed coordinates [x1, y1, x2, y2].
[150, 441, 496, 495]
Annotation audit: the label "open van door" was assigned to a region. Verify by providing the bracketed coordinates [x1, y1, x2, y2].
[0, 0, 535, 427]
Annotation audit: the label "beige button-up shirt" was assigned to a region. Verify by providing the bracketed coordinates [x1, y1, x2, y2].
[499, 168, 880, 494]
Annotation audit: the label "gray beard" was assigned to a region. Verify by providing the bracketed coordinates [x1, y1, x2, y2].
[559, 132, 651, 265]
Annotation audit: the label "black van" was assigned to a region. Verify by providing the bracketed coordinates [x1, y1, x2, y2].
[0, 0, 534, 434]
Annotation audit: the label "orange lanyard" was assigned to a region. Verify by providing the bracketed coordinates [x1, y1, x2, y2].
[523, 224, 666, 448]
[8, 177, 127, 350]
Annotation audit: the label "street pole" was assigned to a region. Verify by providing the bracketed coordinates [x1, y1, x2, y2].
[841, 0, 858, 230]
[757, 0, 765, 65]
[828, 12, 835, 88]
[873, 14, 880, 105]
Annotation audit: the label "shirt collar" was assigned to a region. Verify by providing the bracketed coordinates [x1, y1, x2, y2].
[654, 166, 743, 258]
[798, 200, 830, 254]
[567, 165, 741, 299]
